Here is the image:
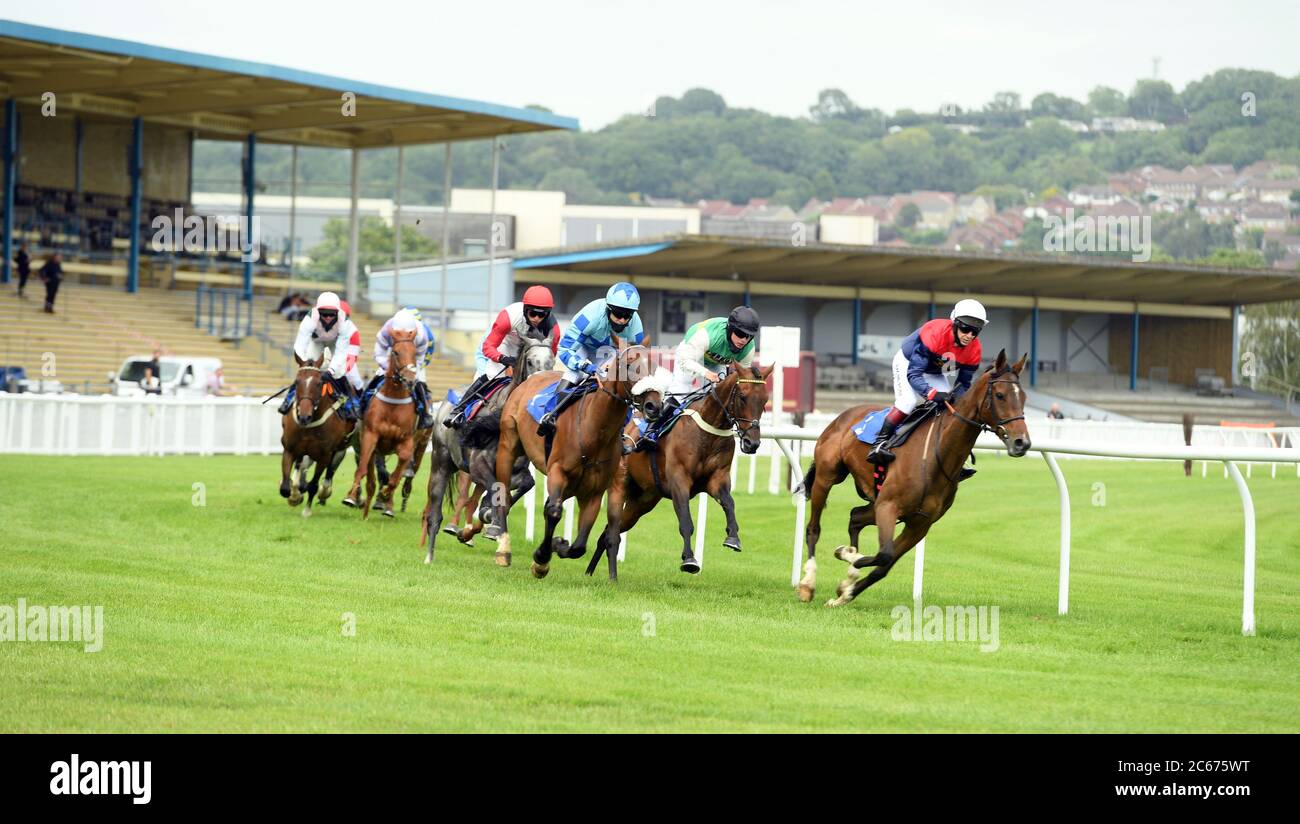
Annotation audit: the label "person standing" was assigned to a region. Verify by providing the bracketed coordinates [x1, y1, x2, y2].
[40, 252, 63, 313]
[14, 243, 30, 297]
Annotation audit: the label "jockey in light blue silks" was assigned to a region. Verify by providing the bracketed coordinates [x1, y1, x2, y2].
[535, 281, 645, 437]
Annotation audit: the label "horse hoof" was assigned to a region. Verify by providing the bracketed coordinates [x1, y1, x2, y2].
[825, 596, 848, 608]
[494, 551, 511, 567]
[279, 484, 291, 499]
[301, 508, 312, 519]
[381, 508, 394, 519]
[723, 537, 742, 552]
[342, 497, 358, 508]
[680, 558, 701, 574]
[797, 584, 815, 603]
[442, 524, 460, 536]
[484, 524, 501, 539]
[531, 562, 549, 579]
[400, 501, 408, 513]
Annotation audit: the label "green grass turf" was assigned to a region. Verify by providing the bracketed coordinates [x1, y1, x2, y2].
[1, 452, 1297, 732]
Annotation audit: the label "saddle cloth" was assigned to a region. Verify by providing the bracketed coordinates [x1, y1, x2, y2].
[446, 376, 511, 423]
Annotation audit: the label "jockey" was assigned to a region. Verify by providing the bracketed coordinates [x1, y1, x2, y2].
[536, 281, 644, 437]
[367, 308, 435, 428]
[868, 298, 987, 464]
[634, 305, 759, 452]
[445, 285, 560, 429]
[401, 305, 437, 382]
[277, 291, 363, 421]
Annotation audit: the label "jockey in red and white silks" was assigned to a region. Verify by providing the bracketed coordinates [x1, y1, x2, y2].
[278, 291, 363, 419]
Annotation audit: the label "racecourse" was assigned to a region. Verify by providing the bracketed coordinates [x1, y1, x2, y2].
[1, 452, 1297, 732]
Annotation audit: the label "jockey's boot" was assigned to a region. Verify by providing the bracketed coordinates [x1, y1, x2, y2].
[867, 419, 899, 464]
[332, 377, 359, 422]
[536, 379, 577, 438]
[444, 374, 490, 428]
[277, 386, 296, 416]
[413, 382, 434, 429]
[633, 395, 681, 453]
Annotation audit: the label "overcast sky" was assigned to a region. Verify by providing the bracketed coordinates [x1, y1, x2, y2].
[7, 1, 1299, 129]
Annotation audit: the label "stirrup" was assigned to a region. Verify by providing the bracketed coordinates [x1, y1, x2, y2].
[868, 444, 895, 464]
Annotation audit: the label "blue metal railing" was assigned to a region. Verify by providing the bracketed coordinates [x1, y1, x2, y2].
[194, 285, 253, 340]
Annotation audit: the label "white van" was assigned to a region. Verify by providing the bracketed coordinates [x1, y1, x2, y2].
[110, 355, 224, 397]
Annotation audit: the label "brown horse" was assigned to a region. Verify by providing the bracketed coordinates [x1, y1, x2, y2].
[586, 364, 773, 576]
[279, 355, 355, 516]
[343, 329, 419, 518]
[490, 345, 664, 579]
[799, 350, 1031, 606]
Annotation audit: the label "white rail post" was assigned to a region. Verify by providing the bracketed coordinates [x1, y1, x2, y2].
[912, 538, 926, 601]
[791, 439, 806, 587]
[694, 494, 707, 566]
[1043, 452, 1072, 615]
[1225, 461, 1257, 637]
[524, 466, 537, 541]
[747, 450, 757, 494]
[767, 437, 783, 494]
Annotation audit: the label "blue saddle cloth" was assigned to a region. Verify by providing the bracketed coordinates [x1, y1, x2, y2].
[527, 379, 624, 425]
[633, 398, 689, 438]
[527, 379, 565, 423]
[852, 409, 889, 444]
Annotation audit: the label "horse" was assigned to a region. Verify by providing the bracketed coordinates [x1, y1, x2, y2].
[278, 355, 355, 517]
[488, 344, 664, 579]
[585, 364, 773, 576]
[342, 329, 419, 518]
[420, 337, 556, 564]
[798, 350, 1032, 606]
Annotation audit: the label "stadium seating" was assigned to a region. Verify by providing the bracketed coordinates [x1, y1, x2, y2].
[1048, 386, 1300, 426]
[0, 284, 288, 395]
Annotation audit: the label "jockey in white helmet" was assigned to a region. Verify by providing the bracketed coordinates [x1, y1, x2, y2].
[366, 308, 435, 428]
[867, 298, 988, 470]
[278, 291, 363, 420]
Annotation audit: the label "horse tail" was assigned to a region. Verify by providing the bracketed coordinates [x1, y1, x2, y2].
[801, 464, 816, 499]
[442, 464, 462, 517]
[459, 410, 502, 450]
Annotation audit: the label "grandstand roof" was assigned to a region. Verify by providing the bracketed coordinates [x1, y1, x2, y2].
[514, 235, 1300, 316]
[0, 19, 578, 148]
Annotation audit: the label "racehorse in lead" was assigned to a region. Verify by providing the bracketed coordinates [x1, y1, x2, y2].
[798, 350, 1032, 606]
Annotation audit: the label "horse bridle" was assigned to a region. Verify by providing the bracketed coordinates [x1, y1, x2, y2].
[294, 365, 324, 418]
[944, 371, 1025, 441]
[707, 374, 766, 442]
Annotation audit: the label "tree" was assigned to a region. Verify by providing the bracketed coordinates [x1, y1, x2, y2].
[809, 88, 859, 123]
[897, 202, 921, 228]
[984, 91, 1024, 127]
[1087, 86, 1126, 117]
[304, 216, 439, 279]
[1242, 301, 1300, 392]
[1030, 92, 1086, 121]
[1128, 79, 1182, 123]
[678, 88, 727, 117]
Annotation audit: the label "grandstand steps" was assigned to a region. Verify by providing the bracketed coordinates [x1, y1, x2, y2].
[1049, 387, 1300, 426]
